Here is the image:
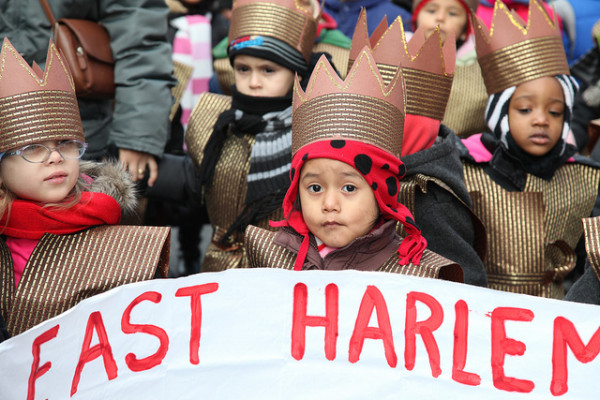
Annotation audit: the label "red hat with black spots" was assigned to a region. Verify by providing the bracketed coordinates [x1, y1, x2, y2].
[271, 49, 427, 270]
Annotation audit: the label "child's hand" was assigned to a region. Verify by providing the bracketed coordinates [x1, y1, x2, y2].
[118, 149, 158, 187]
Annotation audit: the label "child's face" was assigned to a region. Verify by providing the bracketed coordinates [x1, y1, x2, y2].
[233, 54, 295, 98]
[298, 158, 379, 248]
[0, 140, 80, 203]
[416, 0, 468, 43]
[508, 77, 565, 157]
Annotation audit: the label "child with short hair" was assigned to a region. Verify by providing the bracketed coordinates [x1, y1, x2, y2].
[244, 48, 463, 282]
[0, 38, 170, 336]
[147, 0, 330, 272]
[459, 0, 600, 298]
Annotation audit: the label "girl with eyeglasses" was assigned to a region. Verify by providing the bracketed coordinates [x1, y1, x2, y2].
[0, 39, 170, 339]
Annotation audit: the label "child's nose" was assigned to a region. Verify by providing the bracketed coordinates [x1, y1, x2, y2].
[46, 147, 64, 164]
[249, 72, 262, 88]
[322, 190, 340, 212]
[532, 110, 549, 126]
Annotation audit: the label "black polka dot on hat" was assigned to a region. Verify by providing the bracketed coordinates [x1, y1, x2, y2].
[405, 216, 418, 228]
[330, 140, 346, 149]
[302, 153, 308, 161]
[371, 182, 378, 190]
[381, 164, 390, 170]
[354, 154, 372, 175]
[291, 168, 295, 180]
[386, 176, 398, 196]
[398, 164, 406, 177]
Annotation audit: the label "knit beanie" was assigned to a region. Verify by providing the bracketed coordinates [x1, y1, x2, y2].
[226, 0, 318, 75]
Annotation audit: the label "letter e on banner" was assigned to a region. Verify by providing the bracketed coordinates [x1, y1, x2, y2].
[121, 291, 169, 372]
[291, 283, 339, 361]
[490, 307, 534, 393]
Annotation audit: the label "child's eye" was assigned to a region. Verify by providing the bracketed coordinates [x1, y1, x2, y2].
[549, 110, 564, 117]
[264, 67, 275, 74]
[342, 184, 357, 193]
[235, 65, 249, 73]
[517, 108, 531, 114]
[307, 184, 322, 193]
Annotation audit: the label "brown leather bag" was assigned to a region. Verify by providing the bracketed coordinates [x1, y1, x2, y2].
[39, 0, 115, 99]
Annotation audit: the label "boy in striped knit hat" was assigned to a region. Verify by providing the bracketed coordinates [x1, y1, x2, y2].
[146, 0, 333, 272]
[458, 0, 600, 298]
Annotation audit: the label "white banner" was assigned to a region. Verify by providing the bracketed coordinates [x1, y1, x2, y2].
[1, 269, 599, 399]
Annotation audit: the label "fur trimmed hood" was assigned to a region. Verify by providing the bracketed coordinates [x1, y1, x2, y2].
[79, 161, 138, 218]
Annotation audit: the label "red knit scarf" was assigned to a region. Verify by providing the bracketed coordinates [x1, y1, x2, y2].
[271, 140, 427, 270]
[0, 192, 121, 239]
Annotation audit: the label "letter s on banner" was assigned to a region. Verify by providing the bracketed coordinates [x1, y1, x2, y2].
[121, 291, 169, 372]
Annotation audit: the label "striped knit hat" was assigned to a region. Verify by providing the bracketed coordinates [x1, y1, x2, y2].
[227, 0, 319, 74]
[484, 75, 578, 157]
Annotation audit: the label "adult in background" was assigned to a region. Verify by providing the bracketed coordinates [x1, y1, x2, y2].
[323, 0, 412, 37]
[0, 0, 176, 187]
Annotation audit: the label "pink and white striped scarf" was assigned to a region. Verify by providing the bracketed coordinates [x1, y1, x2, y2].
[172, 15, 213, 129]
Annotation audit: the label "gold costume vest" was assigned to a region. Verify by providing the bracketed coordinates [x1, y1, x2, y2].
[463, 162, 600, 298]
[582, 217, 600, 282]
[0, 225, 170, 336]
[244, 225, 463, 282]
[442, 63, 488, 138]
[185, 93, 284, 272]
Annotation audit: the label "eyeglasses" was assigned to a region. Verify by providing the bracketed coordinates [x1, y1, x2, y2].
[0, 140, 87, 163]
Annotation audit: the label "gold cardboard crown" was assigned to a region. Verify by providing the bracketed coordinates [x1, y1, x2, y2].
[292, 47, 405, 156]
[0, 38, 84, 153]
[473, 0, 569, 95]
[348, 10, 455, 120]
[228, 0, 318, 63]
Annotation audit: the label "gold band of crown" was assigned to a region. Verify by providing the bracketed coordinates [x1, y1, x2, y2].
[479, 34, 569, 95]
[349, 59, 453, 120]
[228, 3, 316, 62]
[0, 90, 84, 152]
[402, 68, 453, 120]
[292, 92, 404, 156]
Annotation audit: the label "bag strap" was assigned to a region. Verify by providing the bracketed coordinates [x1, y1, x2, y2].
[39, 0, 57, 26]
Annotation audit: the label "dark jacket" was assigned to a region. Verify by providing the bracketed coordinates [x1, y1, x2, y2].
[565, 261, 600, 305]
[0, 0, 176, 158]
[401, 126, 487, 287]
[323, 0, 411, 38]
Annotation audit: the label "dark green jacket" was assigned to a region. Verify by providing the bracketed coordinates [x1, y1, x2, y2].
[0, 0, 176, 158]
